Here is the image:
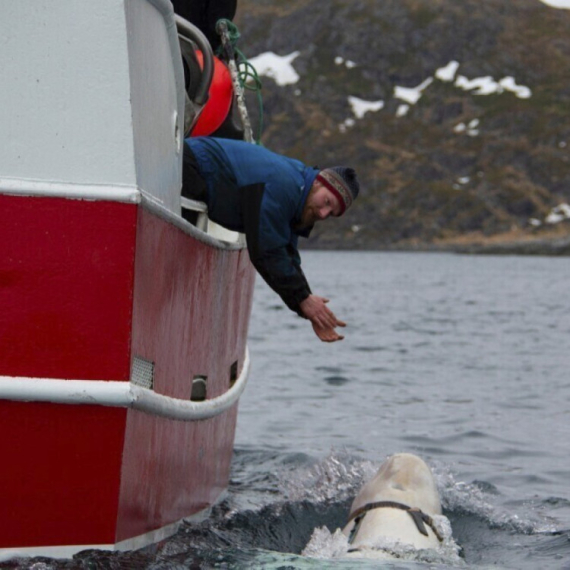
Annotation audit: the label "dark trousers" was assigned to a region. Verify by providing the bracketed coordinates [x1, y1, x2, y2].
[182, 145, 209, 202]
[182, 145, 209, 223]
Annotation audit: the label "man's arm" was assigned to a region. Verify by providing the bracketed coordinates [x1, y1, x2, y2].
[247, 245, 311, 315]
[240, 183, 345, 341]
[252, 249, 345, 341]
[288, 239, 345, 341]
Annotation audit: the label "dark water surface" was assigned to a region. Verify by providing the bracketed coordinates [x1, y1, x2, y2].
[6, 252, 570, 569]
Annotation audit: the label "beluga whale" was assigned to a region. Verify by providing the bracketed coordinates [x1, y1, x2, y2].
[303, 453, 457, 561]
[342, 453, 444, 558]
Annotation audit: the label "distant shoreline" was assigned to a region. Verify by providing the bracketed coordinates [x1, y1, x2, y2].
[303, 234, 570, 256]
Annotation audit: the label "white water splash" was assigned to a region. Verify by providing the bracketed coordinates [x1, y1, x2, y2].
[281, 451, 377, 503]
[433, 463, 558, 535]
[302, 517, 463, 565]
[302, 527, 350, 558]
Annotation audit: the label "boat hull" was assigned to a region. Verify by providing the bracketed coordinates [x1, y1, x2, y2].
[0, 194, 255, 553]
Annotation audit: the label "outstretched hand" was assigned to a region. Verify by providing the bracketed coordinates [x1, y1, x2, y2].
[310, 320, 345, 342]
[299, 295, 346, 342]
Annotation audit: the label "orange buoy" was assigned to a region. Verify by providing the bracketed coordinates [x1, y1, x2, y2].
[191, 51, 233, 137]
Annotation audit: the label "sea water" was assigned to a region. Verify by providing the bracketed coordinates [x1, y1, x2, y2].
[5, 252, 570, 569]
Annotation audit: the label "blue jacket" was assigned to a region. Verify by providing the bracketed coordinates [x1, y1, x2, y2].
[185, 137, 320, 315]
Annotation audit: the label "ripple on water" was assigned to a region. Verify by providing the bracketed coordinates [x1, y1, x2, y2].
[323, 376, 350, 386]
[354, 345, 387, 352]
[314, 366, 344, 374]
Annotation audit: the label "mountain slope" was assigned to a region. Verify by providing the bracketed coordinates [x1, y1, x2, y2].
[234, 0, 570, 251]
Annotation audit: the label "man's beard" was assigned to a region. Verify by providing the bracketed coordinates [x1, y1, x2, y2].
[293, 203, 318, 231]
[293, 187, 318, 230]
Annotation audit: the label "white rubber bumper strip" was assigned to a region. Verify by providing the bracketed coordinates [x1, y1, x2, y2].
[0, 348, 250, 421]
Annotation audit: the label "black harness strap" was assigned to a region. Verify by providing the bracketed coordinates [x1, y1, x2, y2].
[347, 500, 444, 543]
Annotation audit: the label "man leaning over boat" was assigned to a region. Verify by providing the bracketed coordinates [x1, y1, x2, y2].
[182, 137, 360, 343]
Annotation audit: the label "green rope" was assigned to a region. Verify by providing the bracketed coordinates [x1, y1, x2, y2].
[215, 19, 241, 55]
[216, 19, 264, 145]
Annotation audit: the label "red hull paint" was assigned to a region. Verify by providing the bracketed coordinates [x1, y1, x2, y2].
[0, 195, 255, 549]
[0, 402, 127, 547]
[116, 208, 254, 541]
[0, 195, 137, 381]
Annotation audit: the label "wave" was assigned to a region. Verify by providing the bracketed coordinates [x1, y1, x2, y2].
[5, 449, 568, 569]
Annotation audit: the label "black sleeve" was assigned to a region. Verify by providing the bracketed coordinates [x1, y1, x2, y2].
[240, 184, 311, 316]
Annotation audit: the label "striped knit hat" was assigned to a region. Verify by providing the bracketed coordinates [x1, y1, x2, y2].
[316, 167, 360, 215]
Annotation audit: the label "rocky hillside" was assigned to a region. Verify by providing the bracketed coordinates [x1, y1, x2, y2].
[234, 0, 570, 252]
